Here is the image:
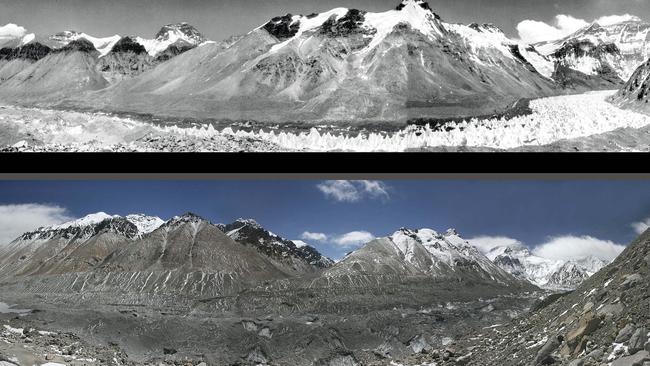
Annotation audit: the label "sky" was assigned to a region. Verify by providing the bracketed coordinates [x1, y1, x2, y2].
[0, 179, 649, 261]
[0, 0, 647, 42]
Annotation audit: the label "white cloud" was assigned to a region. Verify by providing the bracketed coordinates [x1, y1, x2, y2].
[301, 231, 328, 241]
[333, 231, 375, 247]
[631, 217, 650, 235]
[516, 15, 588, 44]
[0, 23, 27, 41]
[468, 236, 525, 253]
[358, 180, 389, 200]
[516, 13, 643, 44]
[595, 14, 641, 26]
[532, 235, 625, 261]
[0, 204, 74, 244]
[317, 180, 389, 202]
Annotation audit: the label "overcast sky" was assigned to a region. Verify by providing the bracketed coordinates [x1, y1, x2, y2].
[0, 0, 647, 42]
[0, 180, 649, 260]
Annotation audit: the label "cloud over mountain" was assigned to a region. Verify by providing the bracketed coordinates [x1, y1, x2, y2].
[0, 204, 75, 244]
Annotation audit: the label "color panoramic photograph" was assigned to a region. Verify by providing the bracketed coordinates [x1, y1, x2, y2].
[1, 0, 650, 151]
[0, 179, 649, 366]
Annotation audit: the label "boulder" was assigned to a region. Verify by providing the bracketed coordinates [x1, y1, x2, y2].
[531, 336, 562, 366]
[617, 324, 637, 343]
[587, 349, 604, 360]
[568, 358, 584, 366]
[597, 303, 624, 318]
[629, 328, 648, 354]
[409, 335, 432, 354]
[611, 350, 650, 366]
[621, 274, 642, 290]
[567, 314, 601, 347]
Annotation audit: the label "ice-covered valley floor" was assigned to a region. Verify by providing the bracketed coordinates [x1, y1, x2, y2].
[2, 90, 650, 152]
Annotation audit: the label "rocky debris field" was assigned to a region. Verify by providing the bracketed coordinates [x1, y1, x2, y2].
[0, 313, 132, 366]
[387, 231, 650, 366]
[0, 289, 543, 366]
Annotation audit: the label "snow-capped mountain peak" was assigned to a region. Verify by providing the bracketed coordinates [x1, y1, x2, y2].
[154, 22, 205, 43]
[484, 244, 610, 290]
[219, 219, 334, 269]
[136, 22, 207, 57]
[49, 31, 121, 57]
[46, 212, 120, 231]
[264, 0, 447, 54]
[165, 212, 208, 227]
[533, 15, 650, 81]
[35, 212, 165, 236]
[125, 214, 165, 234]
[233, 218, 263, 229]
[10, 212, 167, 244]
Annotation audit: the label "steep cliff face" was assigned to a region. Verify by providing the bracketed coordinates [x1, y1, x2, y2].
[610, 58, 650, 114]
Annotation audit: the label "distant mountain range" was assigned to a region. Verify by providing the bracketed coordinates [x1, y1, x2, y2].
[1, 0, 648, 122]
[0, 212, 612, 294]
[485, 243, 608, 290]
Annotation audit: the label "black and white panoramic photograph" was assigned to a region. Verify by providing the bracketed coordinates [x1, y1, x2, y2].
[1, 0, 650, 152]
[0, 178, 649, 366]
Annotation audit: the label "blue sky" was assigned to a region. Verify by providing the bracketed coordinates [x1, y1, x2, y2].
[0, 179, 649, 260]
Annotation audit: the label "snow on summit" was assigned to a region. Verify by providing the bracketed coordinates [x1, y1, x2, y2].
[267, 0, 447, 54]
[136, 22, 207, 57]
[41, 212, 164, 235]
[46, 212, 120, 230]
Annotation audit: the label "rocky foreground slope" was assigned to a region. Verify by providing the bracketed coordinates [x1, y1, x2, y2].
[391, 228, 650, 366]
[610, 58, 650, 114]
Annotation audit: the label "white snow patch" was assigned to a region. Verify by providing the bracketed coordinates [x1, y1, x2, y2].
[292, 240, 309, 248]
[607, 342, 628, 361]
[604, 278, 613, 287]
[2, 325, 23, 335]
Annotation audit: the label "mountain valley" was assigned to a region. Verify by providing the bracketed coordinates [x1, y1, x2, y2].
[0, 211, 640, 365]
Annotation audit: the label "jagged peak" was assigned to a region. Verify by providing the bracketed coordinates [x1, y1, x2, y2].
[468, 23, 504, 34]
[154, 22, 206, 43]
[110, 36, 147, 54]
[59, 38, 97, 53]
[13, 212, 148, 243]
[233, 218, 263, 229]
[396, 0, 431, 12]
[164, 212, 209, 227]
[51, 30, 82, 39]
[445, 228, 459, 236]
[45, 212, 120, 231]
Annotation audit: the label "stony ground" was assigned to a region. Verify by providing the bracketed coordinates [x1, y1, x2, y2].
[0, 288, 542, 366]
